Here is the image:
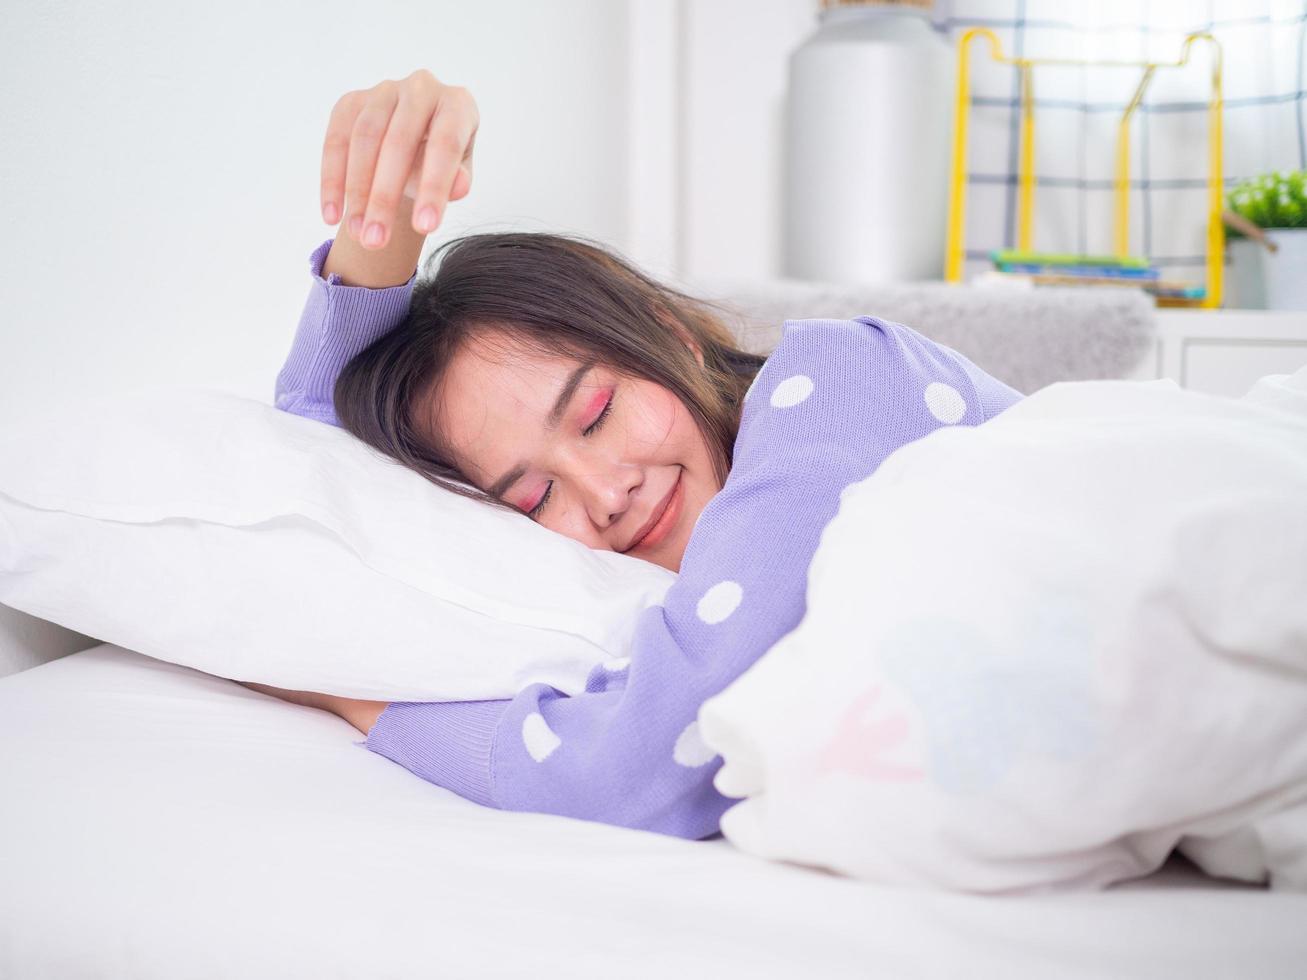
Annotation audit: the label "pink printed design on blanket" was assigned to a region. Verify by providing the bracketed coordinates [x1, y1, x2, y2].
[878, 602, 1099, 796]
[817, 685, 923, 782]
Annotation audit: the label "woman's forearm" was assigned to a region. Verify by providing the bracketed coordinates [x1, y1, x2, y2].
[321, 693, 389, 736]
[239, 681, 388, 736]
[323, 196, 426, 288]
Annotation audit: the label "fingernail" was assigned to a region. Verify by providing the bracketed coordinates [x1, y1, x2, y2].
[363, 222, 384, 247]
[348, 214, 363, 239]
[416, 206, 437, 233]
[323, 201, 339, 225]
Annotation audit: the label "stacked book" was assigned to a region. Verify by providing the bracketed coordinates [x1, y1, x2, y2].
[990, 250, 1206, 301]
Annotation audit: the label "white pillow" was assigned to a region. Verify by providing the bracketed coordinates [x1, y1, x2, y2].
[0, 387, 673, 700]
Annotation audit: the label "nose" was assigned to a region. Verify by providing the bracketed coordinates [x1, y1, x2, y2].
[563, 448, 642, 530]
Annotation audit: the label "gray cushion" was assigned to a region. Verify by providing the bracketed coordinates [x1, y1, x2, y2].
[695, 279, 1156, 395]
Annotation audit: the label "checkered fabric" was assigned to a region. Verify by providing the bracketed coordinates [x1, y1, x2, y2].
[938, 0, 1307, 287]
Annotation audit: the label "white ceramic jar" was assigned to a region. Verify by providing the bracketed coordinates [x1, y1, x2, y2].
[783, 1, 952, 284]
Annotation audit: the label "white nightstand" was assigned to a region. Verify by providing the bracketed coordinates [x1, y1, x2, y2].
[1126, 310, 1307, 397]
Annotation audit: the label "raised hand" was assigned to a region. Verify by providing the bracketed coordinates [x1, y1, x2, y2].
[321, 69, 479, 250]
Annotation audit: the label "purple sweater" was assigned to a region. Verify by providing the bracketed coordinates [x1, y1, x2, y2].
[277, 238, 1022, 839]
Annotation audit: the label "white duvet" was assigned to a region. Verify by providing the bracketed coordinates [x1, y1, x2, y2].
[699, 368, 1307, 894]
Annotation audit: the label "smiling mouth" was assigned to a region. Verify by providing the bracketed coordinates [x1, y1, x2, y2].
[624, 471, 683, 554]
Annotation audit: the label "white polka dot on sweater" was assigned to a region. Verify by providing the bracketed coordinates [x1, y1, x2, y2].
[522, 712, 561, 762]
[603, 657, 630, 673]
[697, 580, 743, 624]
[673, 721, 718, 768]
[770, 374, 814, 408]
[924, 382, 967, 424]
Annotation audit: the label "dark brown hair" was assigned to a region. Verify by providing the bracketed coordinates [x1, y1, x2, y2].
[333, 232, 764, 514]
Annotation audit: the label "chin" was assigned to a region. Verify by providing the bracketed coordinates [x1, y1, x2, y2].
[630, 550, 680, 574]
[626, 538, 683, 574]
[660, 536, 689, 573]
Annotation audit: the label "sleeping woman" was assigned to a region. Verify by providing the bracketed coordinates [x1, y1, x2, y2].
[246, 69, 1023, 839]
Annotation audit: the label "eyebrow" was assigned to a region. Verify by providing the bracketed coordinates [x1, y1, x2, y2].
[485, 359, 596, 501]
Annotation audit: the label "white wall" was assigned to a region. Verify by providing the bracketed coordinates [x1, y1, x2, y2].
[0, 0, 632, 420]
[677, 0, 814, 283]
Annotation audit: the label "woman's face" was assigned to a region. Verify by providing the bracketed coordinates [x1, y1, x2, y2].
[425, 330, 723, 573]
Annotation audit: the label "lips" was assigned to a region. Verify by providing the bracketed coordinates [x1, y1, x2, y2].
[624, 471, 682, 554]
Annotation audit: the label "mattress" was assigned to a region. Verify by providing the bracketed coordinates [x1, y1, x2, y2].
[1, 644, 1303, 979]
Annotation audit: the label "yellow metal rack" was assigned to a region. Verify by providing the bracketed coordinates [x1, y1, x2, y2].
[944, 29, 1225, 308]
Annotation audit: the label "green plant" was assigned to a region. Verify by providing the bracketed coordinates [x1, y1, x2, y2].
[1227, 169, 1307, 231]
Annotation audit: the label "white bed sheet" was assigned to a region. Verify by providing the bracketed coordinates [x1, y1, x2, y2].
[1, 644, 1303, 979]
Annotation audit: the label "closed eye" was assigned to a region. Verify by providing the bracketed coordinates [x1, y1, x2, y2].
[527, 393, 615, 520]
[584, 394, 614, 437]
[527, 482, 552, 519]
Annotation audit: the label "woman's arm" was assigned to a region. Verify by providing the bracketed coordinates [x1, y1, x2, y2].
[322, 196, 425, 288]
[275, 71, 479, 425]
[238, 681, 388, 737]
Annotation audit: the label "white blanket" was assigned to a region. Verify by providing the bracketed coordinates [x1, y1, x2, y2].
[699, 369, 1307, 894]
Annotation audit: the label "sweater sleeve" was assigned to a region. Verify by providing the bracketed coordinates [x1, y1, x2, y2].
[274, 238, 417, 428]
[941, 345, 1024, 421]
[364, 316, 1024, 839]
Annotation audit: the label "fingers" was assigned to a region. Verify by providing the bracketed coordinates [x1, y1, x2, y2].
[409, 86, 479, 235]
[320, 72, 478, 248]
[320, 91, 366, 226]
[448, 164, 472, 202]
[359, 82, 435, 248]
[342, 81, 400, 245]
[445, 124, 477, 203]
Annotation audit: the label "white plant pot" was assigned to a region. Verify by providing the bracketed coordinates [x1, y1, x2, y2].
[1264, 229, 1307, 311]
[1227, 229, 1307, 310]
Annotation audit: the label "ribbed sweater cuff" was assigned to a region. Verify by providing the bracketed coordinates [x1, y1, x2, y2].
[304, 238, 415, 401]
[365, 699, 509, 808]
